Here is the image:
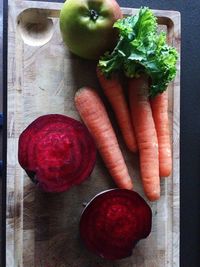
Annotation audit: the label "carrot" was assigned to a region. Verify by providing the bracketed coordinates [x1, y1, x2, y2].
[128, 76, 160, 201]
[150, 91, 172, 177]
[75, 87, 133, 190]
[97, 67, 137, 152]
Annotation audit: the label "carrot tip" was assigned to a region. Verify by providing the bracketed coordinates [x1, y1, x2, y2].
[160, 170, 172, 178]
[118, 180, 133, 191]
[147, 190, 160, 201]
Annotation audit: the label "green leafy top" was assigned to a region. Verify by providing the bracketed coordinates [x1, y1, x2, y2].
[98, 7, 178, 97]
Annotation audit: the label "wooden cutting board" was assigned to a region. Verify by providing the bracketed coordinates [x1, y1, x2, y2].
[6, 1, 180, 266]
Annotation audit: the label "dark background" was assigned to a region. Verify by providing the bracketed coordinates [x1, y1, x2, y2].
[1, 0, 200, 266]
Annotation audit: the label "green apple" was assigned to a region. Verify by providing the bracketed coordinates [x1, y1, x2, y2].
[59, 0, 122, 60]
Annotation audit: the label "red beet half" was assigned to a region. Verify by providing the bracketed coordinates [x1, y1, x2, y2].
[80, 189, 152, 260]
[18, 114, 96, 192]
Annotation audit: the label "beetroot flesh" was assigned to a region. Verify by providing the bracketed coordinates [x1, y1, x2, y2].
[80, 189, 152, 260]
[18, 114, 96, 192]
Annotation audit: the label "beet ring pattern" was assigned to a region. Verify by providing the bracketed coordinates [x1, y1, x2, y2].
[18, 114, 96, 192]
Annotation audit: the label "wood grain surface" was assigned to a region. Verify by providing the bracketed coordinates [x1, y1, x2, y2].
[7, 1, 180, 266]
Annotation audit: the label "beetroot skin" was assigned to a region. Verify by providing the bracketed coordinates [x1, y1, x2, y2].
[80, 189, 152, 260]
[18, 114, 96, 192]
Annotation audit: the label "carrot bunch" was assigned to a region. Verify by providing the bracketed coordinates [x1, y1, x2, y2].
[75, 7, 178, 201]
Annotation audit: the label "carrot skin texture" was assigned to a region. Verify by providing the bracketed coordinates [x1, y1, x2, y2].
[150, 91, 172, 177]
[129, 77, 160, 201]
[75, 87, 133, 190]
[97, 68, 138, 152]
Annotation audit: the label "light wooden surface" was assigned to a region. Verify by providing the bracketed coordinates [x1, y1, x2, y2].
[7, 1, 180, 266]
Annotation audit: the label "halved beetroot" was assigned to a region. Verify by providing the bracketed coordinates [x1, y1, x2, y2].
[80, 189, 152, 260]
[18, 114, 96, 192]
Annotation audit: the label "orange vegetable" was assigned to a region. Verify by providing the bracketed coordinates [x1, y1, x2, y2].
[129, 76, 160, 201]
[97, 68, 137, 152]
[75, 87, 133, 190]
[150, 91, 172, 177]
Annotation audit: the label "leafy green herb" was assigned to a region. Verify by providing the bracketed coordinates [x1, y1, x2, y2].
[98, 7, 178, 97]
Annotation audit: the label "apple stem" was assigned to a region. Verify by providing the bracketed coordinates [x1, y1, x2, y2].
[90, 9, 99, 21]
